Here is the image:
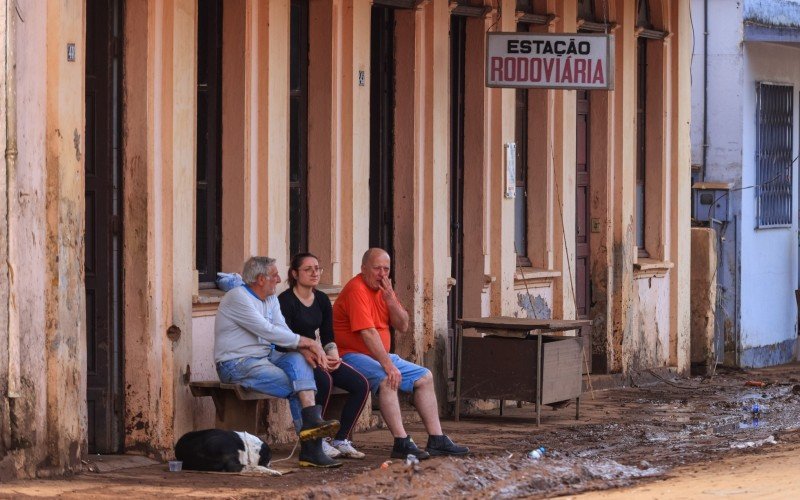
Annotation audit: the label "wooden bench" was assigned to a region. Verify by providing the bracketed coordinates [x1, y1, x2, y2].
[189, 381, 346, 435]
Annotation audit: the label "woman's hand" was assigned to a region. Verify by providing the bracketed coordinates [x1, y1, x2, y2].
[325, 354, 342, 371]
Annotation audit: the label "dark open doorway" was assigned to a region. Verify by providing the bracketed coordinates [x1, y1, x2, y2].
[369, 5, 395, 261]
[448, 15, 467, 381]
[85, 0, 123, 454]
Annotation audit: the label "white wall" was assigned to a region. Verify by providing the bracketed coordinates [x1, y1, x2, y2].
[690, 0, 745, 179]
[740, 41, 800, 363]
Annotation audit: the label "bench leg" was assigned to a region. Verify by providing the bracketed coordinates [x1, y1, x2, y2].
[214, 391, 261, 435]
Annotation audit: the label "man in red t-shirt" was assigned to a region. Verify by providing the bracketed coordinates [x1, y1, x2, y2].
[333, 248, 469, 459]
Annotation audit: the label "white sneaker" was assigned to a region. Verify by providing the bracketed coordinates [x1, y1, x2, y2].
[322, 438, 342, 458]
[332, 439, 365, 459]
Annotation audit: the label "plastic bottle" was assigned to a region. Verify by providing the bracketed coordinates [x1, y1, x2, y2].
[752, 403, 761, 427]
[527, 447, 546, 460]
[405, 454, 420, 467]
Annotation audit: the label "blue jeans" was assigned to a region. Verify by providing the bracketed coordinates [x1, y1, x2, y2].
[216, 350, 316, 428]
[342, 353, 430, 395]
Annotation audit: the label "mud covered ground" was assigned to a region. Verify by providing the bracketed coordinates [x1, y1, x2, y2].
[2, 364, 799, 499]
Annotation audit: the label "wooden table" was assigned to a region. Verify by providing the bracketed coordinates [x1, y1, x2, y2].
[455, 317, 592, 425]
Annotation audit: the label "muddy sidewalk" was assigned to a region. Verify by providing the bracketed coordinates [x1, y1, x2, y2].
[2, 364, 799, 499]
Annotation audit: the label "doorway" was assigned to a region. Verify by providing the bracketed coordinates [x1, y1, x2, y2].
[85, 0, 123, 453]
[448, 15, 467, 380]
[576, 89, 592, 371]
[369, 5, 395, 260]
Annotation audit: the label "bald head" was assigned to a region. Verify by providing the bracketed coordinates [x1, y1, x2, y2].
[362, 248, 389, 267]
[360, 248, 391, 290]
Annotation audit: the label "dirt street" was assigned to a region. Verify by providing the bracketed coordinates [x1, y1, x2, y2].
[1, 364, 798, 499]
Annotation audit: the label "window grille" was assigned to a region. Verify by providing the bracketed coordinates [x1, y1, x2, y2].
[756, 83, 793, 228]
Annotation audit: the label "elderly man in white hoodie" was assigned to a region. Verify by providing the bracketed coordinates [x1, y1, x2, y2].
[214, 256, 341, 468]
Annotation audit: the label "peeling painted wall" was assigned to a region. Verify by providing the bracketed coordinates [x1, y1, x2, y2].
[0, 0, 86, 480]
[628, 276, 672, 371]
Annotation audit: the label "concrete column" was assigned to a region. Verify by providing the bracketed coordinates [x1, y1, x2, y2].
[308, 0, 342, 285]
[123, 0, 196, 457]
[220, 0, 249, 272]
[392, 8, 424, 359]
[255, 0, 290, 262]
[550, 0, 578, 320]
[611, 0, 636, 373]
[169, 0, 198, 445]
[488, 0, 518, 316]
[670, 0, 692, 373]
[691, 228, 717, 374]
[339, 0, 371, 279]
[45, 0, 88, 470]
[461, 15, 492, 319]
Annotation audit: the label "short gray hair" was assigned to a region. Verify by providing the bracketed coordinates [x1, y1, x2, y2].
[242, 256, 276, 284]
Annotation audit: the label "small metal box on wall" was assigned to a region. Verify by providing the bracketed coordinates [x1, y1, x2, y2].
[692, 182, 733, 223]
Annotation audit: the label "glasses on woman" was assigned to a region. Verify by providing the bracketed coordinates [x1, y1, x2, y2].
[300, 266, 324, 275]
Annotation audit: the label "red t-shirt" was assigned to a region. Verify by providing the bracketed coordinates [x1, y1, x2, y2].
[333, 274, 390, 356]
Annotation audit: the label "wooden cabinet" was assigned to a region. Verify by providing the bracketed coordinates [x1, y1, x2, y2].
[455, 317, 589, 425]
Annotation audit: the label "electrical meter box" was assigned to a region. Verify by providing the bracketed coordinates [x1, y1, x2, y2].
[692, 182, 733, 223]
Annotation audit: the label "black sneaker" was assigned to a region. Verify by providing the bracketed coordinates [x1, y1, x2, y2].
[426, 434, 469, 456]
[390, 436, 430, 460]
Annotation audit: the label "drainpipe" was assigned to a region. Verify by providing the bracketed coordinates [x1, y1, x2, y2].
[701, 0, 709, 181]
[5, 0, 20, 399]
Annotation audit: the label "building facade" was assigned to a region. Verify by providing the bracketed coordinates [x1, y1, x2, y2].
[691, 0, 800, 368]
[0, 0, 691, 478]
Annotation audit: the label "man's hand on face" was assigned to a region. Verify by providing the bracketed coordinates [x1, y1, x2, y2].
[378, 276, 396, 303]
[382, 362, 402, 391]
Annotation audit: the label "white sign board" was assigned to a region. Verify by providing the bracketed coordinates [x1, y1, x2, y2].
[486, 32, 614, 90]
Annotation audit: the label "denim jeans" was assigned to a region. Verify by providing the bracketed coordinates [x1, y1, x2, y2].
[342, 352, 430, 395]
[216, 350, 316, 427]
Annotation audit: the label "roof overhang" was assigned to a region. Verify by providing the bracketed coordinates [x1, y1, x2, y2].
[744, 0, 800, 42]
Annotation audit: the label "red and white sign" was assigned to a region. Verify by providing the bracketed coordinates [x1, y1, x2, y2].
[486, 33, 614, 90]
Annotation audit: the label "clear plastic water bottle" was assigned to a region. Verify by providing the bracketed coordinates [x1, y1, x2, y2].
[527, 447, 546, 460]
[405, 454, 420, 467]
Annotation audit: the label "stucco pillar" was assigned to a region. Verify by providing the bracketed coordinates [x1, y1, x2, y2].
[392, 8, 424, 359]
[256, 0, 290, 262]
[670, 0, 691, 374]
[587, 85, 615, 370]
[0, 0, 11, 470]
[340, 0, 371, 279]
[488, 0, 518, 317]
[550, 1, 578, 320]
[611, 0, 636, 373]
[221, 0, 290, 271]
[220, 0, 250, 272]
[391, 1, 450, 368]
[460, 14, 492, 319]
[43, 0, 88, 472]
[123, 0, 196, 457]
[169, 0, 198, 445]
[308, 0, 342, 285]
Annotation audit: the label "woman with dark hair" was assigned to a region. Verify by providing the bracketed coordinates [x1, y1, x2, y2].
[278, 253, 370, 459]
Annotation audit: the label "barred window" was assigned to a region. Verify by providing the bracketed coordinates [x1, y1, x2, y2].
[756, 83, 793, 228]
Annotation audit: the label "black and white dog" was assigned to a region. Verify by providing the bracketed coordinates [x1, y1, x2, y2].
[175, 429, 272, 473]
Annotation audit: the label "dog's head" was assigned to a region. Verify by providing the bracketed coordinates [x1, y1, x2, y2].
[258, 441, 272, 467]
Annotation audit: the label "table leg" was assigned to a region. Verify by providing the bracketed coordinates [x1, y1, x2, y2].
[536, 333, 542, 426]
[576, 395, 580, 420]
[499, 400, 504, 416]
[454, 324, 463, 422]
